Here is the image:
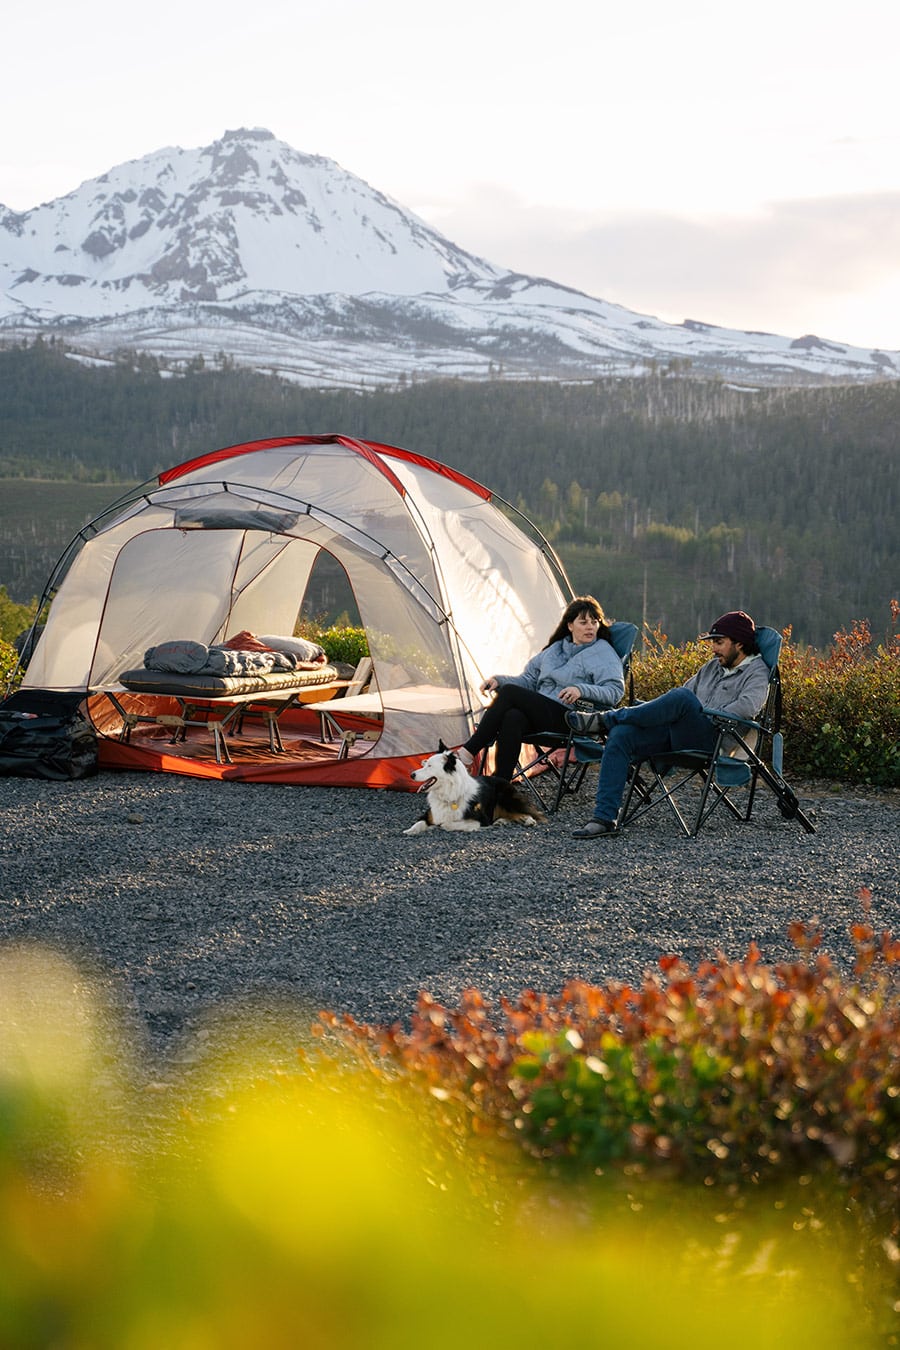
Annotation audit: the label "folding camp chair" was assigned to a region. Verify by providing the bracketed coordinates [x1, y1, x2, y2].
[511, 620, 638, 813]
[619, 626, 815, 837]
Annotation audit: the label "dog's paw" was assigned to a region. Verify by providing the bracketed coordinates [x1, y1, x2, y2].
[521, 815, 538, 826]
[442, 819, 481, 832]
[492, 816, 510, 827]
[403, 819, 429, 836]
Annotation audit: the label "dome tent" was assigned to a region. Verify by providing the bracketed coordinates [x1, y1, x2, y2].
[18, 435, 571, 788]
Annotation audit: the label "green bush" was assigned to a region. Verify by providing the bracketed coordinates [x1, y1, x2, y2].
[298, 622, 446, 682]
[298, 620, 369, 667]
[0, 585, 35, 646]
[780, 608, 900, 785]
[631, 604, 900, 785]
[0, 636, 22, 693]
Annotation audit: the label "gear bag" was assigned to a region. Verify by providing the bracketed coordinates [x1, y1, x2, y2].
[0, 689, 98, 780]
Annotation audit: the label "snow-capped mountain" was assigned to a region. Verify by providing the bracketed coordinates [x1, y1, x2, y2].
[1, 127, 896, 386]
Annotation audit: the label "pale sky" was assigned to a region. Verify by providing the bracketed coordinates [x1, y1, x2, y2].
[4, 0, 900, 349]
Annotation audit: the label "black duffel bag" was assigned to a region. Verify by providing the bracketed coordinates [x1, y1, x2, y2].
[0, 689, 98, 780]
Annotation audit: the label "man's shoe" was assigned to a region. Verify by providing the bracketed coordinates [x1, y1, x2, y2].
[565, 708, 609, 738]
[572, 818, 619, 839]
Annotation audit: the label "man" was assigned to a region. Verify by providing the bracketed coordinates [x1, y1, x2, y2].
[568, 611, 770, 839]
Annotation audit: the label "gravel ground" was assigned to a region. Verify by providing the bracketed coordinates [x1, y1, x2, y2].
[1, 768, 898, 1064]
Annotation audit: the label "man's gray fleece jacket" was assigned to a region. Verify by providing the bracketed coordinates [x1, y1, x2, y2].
[684, 654, 770, 719]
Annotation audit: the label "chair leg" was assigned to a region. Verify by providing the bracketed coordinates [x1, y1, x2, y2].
[624, 757, 741, 837]
[547, 743, 594, 813]
[523, 741, 594, 814]
[512, 762, 554, 811]
[755, 762, 816, 833]
[691, 776, 749, 835]
[624, 754, 815, 837]
[622, 761, 698, 836]
[659, 775, 700, 836]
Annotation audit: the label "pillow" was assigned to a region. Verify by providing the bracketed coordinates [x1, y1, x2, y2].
[222, 630, 275, 652]
[259, 633, 326, 662]
[143, 640, 209, 673]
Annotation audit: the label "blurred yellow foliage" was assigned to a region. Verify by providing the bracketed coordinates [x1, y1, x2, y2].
[0, 948, 887, 1348]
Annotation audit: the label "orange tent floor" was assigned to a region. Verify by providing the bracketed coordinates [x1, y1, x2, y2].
[90, 697, 420, 789]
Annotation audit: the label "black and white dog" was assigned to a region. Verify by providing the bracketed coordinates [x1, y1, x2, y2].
[404, 741, 545, 834]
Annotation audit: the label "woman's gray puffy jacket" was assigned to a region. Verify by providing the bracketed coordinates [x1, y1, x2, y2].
[494, 636, 624, 708]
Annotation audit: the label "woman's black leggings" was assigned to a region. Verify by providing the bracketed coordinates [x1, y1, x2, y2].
[463, 684, 570, 780]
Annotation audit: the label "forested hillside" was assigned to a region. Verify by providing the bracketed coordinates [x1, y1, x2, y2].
[1, 339, 897, 647]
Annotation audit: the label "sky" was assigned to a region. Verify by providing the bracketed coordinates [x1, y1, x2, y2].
[4, 0, 900, 349]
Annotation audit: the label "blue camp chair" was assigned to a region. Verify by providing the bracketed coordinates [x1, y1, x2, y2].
[618, 626, 815, 836]
[511, 620, 638, 813]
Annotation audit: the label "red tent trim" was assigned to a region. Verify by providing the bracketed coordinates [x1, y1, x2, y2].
[157, 434, 492, 503]
[363, 440, 492, 502]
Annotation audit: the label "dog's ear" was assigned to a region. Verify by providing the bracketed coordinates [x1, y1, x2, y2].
[438, 739, 448, 753]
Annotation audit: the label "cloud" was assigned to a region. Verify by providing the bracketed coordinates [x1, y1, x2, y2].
[422, 188, 900, 347]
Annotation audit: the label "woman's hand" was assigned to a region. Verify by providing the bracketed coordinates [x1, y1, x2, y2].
[558, 686, 582, 705]
[480, 676, 499, 695]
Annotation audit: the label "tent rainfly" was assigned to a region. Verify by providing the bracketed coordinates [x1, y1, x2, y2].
[17, 435, 571, 788]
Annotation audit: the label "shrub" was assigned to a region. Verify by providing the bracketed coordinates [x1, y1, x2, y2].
[322, 913, 900, 1196]
[297, 620, 369, 666]
[0, 636, 22, 693]
[780, 606, 900, 785]
[297, 622, 446, 681]
[632, 625, 707, 700]
[0, 585, 36, 645]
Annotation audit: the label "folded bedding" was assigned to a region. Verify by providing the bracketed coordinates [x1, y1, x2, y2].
[141, 638, 325, 677]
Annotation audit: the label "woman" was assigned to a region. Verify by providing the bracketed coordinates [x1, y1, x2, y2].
[457, 596, 624, 780]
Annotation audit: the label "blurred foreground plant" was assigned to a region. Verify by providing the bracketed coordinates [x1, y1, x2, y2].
[324, 909, 900, 1339]
[0, 944, 890, 1348]
[327, 910, 900, 1193]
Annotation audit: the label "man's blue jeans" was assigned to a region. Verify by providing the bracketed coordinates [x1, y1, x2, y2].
[592, 688, 715, 822]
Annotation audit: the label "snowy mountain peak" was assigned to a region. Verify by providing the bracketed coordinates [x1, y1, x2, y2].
[0, 129, 896, 387]
[0, 127, 499, 314]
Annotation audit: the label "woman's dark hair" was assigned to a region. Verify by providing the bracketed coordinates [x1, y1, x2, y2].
[544, 595, 613, 648]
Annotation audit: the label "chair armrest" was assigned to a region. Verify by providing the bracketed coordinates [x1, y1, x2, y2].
[703, 707, 763, 732]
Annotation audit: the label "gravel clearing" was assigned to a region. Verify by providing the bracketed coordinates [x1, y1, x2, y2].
[1, 769, 898, 1062]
